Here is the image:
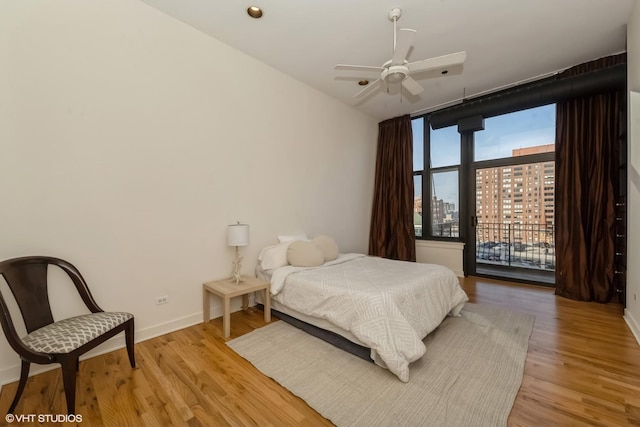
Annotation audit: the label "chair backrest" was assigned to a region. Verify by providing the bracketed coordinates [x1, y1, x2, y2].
[0, 256, 101, 334]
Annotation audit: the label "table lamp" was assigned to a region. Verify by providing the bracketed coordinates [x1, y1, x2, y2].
[227, 222, 249, 285]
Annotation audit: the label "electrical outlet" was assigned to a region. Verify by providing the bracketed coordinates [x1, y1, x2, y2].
[156, 295, 169, 305]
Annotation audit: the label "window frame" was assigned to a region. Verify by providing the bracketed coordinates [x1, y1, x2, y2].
[413, 114, 461, 242]
[413, 105, 556, 244]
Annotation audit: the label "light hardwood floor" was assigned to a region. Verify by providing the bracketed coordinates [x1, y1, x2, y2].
[1, 276, 639, 426]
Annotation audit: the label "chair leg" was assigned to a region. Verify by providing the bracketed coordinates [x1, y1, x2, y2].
[60, 359, 77, 415]
[125, 319, 136, 368]
[8, 360, 30, 414]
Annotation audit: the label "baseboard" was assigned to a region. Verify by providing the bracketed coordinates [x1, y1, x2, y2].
[0, 311, 203, 386]
[0, 293, 256, 387]
[624, 309, 640, 346]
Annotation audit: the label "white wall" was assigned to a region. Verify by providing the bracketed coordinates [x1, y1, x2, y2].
[0, 0, 378, 383]
[416, 241, 464, 277]
[625, 1, 640, 345]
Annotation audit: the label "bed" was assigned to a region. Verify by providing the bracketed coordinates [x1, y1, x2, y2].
[255, 239, 468, 382]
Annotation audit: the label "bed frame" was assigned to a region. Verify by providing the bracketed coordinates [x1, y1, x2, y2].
[257, 303, 373, 363]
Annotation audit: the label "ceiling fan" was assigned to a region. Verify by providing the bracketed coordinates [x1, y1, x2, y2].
[335, 8, 467, 100]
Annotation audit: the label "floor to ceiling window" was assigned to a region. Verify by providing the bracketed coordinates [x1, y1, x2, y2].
[472, 105, 556, 282]
[413, 104, 556, 284]
[413, 119, 460, 239]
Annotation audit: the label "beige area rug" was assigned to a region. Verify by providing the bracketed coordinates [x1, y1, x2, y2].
[227, 303, 534, 427]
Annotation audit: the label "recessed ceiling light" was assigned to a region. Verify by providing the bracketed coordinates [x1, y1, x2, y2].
[358, 80, 369, 86]
[247, 6, 263, 19]
[441, 70, 448, 75]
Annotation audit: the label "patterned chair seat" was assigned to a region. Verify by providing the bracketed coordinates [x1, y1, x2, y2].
[22, 312, 133, 354]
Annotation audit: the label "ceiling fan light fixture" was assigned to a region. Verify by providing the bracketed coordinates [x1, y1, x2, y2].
[247, 6, 263, 18]
[381, 65, 408, 84]
[386, 72, 405, 84]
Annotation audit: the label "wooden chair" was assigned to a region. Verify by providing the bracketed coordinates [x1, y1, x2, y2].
[0, 256, 135, 414]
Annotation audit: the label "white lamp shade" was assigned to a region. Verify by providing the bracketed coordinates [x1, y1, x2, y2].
[227, 223, 250, 247]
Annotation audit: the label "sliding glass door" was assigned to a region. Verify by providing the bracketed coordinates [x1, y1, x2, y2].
[467, 105, 556, 283]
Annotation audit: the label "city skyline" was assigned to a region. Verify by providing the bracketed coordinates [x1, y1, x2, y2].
[413, 104, 556, 207]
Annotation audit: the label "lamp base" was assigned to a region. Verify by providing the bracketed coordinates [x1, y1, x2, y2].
[230, 246, 244, 285]
[230, 271, 245, 285]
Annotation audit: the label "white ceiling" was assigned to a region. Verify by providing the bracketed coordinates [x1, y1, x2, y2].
[140, 0, 633, 121]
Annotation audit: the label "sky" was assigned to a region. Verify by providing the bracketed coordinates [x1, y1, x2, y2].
[413, 104, 556, 206]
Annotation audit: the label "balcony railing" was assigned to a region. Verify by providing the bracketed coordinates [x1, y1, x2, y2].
[476, 222, 555, 271]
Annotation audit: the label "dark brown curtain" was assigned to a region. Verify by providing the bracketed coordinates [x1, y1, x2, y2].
[368, 114, 416, 262]
[555, 54, 625, 302]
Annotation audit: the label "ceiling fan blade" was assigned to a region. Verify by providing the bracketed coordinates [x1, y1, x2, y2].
[354, 78, 383, 99]
[391, 28, 416, 65]
[402, 76, 424, 96]
[335, 64, 384, 73]
[407, 51, 467, 74]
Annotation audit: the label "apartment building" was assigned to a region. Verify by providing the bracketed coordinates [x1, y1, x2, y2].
[476, 144, 555, 246]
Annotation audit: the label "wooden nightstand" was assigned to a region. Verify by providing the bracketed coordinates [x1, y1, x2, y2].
[203, 275, 271, 338]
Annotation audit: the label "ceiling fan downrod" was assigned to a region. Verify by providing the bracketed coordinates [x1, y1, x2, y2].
[388, 8, 402, 54]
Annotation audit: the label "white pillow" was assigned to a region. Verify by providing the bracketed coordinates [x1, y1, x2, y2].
[277, 233, 308, 243]
[287, 240, 325, 267]
[258, 242, 290, 270]
[312, 235, 339, 261]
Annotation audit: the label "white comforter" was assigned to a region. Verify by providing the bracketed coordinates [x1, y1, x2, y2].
[269, 254, 469, 382]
